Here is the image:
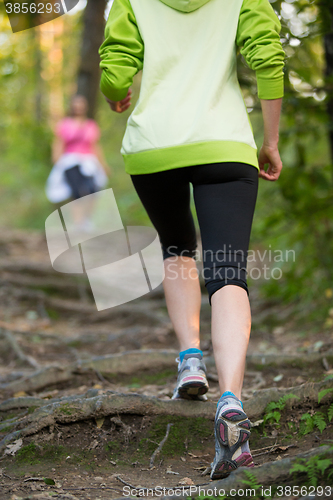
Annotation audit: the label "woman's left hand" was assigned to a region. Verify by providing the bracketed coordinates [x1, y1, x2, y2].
[104, 88, 132, 113]
[102, 164, 111, 176]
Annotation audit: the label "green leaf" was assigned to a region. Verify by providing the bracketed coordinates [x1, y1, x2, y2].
[266, 402, 279, 413]
[300, 413, 314, 435]
[241, 470, 260, 489]
[273, 411, 281, 423]
[318, 388, 333, 404]
[290, 462, 307, 474]
[313, 413, 327, 433]
[328, 404, 333, 422]
[316, 458, 332, 476]
[43, 478, 55, 485]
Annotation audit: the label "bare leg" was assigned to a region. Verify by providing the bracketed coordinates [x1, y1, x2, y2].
[163, 256, 201, 352]
[211, 285, 251, 400]
[71, 196, 96, 227]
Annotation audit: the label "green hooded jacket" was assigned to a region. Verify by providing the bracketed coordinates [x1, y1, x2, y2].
[99, 0, 285, 174]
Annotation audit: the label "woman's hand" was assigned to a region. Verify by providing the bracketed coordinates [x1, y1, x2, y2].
[101, 164, 111, 176]
[258, 144, 283, 181]
[104, 88, 132, 113]
[52, 136, 64, 164]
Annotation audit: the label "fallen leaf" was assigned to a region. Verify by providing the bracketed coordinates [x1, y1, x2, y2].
[13, 391, 27, 398]
[89, 439, 99, 449]
[252, 419, 264, 427]
[201, 465, 212, 476]
[43, 478, 55, 485]
[95, 417, 104, 428]
[4, 439, 23, 456]
[166, 466, 179, 475]
[178, 477, 194, 485]
[314, 340, 324, 352]
[93, 384, 102, 389]
[180, 457, 186, 462]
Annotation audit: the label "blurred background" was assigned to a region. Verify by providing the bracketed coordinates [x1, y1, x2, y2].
[0, 0, 332, 329]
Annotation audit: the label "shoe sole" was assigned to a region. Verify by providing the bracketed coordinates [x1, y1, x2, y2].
[211, 407, 253, 480]
[177, 374, 209, 398]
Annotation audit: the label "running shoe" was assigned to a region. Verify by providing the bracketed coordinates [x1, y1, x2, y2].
[171, 353, 209, 400]
[211, 394, 254, 479]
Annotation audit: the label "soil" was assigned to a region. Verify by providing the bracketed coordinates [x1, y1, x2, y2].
[0, 230, 332, 500]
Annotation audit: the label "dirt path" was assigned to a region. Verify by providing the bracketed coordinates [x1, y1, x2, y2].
[0, 230, 332, 499]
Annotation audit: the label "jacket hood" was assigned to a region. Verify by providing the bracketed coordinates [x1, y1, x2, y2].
[159, 0, 211, 13]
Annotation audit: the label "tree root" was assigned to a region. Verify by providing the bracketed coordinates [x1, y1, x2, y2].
[149, 422, 173, 468]
[0, 271, 89, 298]
[0, 349, 179, 394]
[0, 392, 216, 453]
[0, 328, 40, 370]
[1, 377, 333, 453]
[211, 445, 333, 491]
[2, 347, 333, 396]
[155, 446, 333, 499]
[11, 286, 169, 326]
[246, 350, 333, 371]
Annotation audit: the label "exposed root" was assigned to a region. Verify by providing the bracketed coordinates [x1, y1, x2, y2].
[149, 422, 173, 468]
[246, 350, 333, 370]
[0, 328, 40, 370]
[0, 349, 179, 394]
[1, 377, 333, 454]
[211, 445, 333, 491]
[2, 346, 333, 396]
[10, 286, 168, 326]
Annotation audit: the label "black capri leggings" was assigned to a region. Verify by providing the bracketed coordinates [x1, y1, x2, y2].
[64, 165, 97, 200]
[130, 162, 258, 304]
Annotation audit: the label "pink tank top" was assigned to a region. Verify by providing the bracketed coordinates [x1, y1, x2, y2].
[56, 118, 100, 155]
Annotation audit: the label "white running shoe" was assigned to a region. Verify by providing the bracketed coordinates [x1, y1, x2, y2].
[171, 353, 209, 401]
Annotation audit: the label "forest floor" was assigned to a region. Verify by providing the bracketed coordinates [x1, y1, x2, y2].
[0, 230, 333, 500]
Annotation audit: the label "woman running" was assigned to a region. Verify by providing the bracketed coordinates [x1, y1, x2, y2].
[99, 0, 284, 479]
[46, 95, 109, 230]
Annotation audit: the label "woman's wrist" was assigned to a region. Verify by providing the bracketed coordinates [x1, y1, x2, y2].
[263, 139, 279, 149]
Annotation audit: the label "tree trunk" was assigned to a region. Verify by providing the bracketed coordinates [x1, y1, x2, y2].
[322, 0, 333, 165]
[34, 28, 43, 123]
[77, 0, 107, 118]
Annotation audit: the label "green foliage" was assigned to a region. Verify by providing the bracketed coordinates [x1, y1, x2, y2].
[247, 0, 333, 312]
[290, 449, 333, 486]
[318, 388, 333, 404]
[300, 412, 327, 435]
[328, 404, 333, 423]
[241, 470, 261, 491]
[263, 394, 299, 427]
[0, 0, 333, 317]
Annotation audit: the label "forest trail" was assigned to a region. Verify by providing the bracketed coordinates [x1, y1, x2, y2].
[0, 230, 332, 500]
